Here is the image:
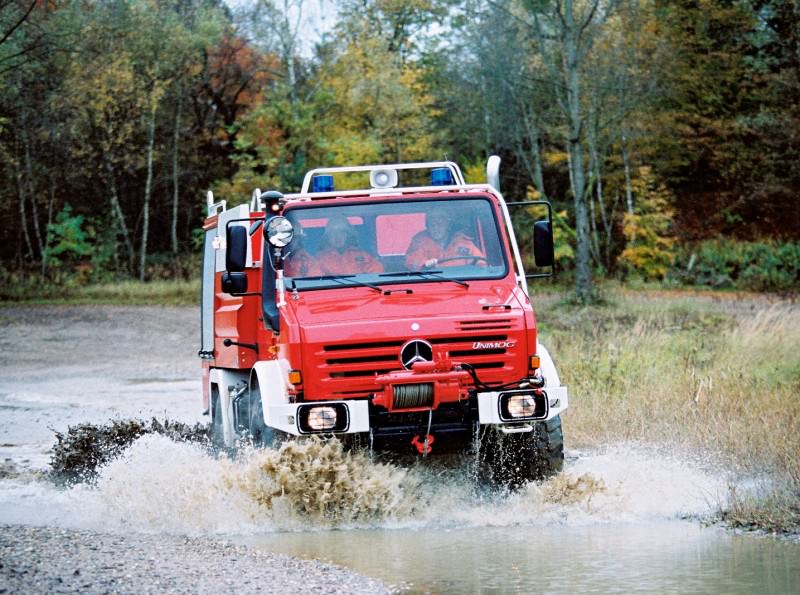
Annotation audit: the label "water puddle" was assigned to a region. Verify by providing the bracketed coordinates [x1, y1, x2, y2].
[240, 523, 799, 593]
[0, 434, 797, 591]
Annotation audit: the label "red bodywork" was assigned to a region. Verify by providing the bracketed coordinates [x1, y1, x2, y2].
[202, 191, 539, 418]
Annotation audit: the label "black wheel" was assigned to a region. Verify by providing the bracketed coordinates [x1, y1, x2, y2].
[477, 416, 564, 488]
[210, 385, 225, 448]
[247, 379, 276, 448]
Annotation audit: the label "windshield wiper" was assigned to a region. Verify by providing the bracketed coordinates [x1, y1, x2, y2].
[379, 270, 469, 288]
[292, 274, 383, 293]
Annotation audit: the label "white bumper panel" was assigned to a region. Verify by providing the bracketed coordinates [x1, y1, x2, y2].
[251, 359, 370, 435]
[477, 386, 568, 425]
[263, 399, 371, 436]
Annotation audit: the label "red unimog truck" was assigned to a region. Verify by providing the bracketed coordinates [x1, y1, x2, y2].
[199, 159, 568, 485]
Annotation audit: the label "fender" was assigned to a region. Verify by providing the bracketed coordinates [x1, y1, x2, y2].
[249, 359, 371, 436]
[536, 342, 561, 387]
[250, 359, 301, 435]
[476, 342, 568, 425]
[537, 342, 569, 415]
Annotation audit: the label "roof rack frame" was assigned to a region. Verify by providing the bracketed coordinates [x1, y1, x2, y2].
[299, 161, 466, 194]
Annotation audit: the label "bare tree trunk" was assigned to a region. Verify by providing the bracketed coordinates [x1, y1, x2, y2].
[622, 129, 634, 215]
[519, 102, 547, 199]
[587, 177, 601, 264]
[171, 92, 183, 254]
[277, 0, 301, 115]
[563, 0, 593, 304]
[21, 127, 44, 260]
[588, 114, 612, 267]
[41, 180, 55, 276]
[104, 155, 134, 273]
[14, 156, 34, 260]
[482, 79, 492, 155]
[139, 109, 156, 281]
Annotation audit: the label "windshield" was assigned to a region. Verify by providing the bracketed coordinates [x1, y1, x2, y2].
[282, 197, 508, 290]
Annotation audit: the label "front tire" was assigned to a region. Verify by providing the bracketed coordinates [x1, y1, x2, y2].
[477, 416, 564, 488]
[247, 378, 276, 448]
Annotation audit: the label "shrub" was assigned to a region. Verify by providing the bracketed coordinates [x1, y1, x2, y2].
[673, 239, 800, 292]
[618, 167, 676, 280]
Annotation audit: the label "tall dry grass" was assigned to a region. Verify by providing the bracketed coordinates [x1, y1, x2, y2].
[537, 291, 800, 532]
[0, 279, 200, 305]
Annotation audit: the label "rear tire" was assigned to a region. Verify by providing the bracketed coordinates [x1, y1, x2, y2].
[477, 416, 564, 488]
[210, 385, 225, 448]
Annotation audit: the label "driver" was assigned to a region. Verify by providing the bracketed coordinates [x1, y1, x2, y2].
[317, 214, 384, 275]
[405, 207, 484, 269]
[283, 224, 323, 278]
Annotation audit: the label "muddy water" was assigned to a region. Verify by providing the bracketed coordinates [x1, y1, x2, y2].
[1, 306, 799, 592]
[241, 523, 799, 593]
[1, 436, 798, 592]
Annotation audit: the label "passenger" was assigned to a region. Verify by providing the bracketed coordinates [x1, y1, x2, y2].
[316, 214, 383, 275]
[283, 225, 323, 277]
[405, 208, 485, 269]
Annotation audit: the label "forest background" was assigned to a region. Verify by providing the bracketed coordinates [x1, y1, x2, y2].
[1, 0, 798, 303]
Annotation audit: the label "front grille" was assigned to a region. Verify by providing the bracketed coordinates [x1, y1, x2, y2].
[317, 332, 518, 398]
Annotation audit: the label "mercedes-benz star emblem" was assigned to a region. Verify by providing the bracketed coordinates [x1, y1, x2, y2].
[400, 339, 433, 370]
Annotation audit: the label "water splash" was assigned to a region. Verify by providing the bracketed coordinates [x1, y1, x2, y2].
[231, 438, 417, 528]
[0, 435, 729, 536]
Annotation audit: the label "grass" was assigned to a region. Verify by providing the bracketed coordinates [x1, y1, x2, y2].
[537, 287, 800, 534]
[4, 272, 798, 532]
[0, 279, 200, 306]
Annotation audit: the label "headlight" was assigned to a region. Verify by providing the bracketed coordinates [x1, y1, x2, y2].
[507, 394, 536, 417]
[297, 403, 349, 433]
[498, 390, 547, 421]
[265, 216, 294, 247]
[307, 406, 337, 431]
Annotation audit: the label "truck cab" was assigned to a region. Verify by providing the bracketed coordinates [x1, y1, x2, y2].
[199, 159, 568, 486]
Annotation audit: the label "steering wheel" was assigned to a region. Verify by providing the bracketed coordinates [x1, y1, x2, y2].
[429, 256, 490, 267]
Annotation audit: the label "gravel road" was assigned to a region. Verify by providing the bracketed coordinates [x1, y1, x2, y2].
[0, 306, 392, 594]
[0, 525, 390, 594]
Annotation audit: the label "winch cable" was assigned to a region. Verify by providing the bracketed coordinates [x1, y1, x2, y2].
[423, 408, 433, 458]
[459, 362, 526, 392]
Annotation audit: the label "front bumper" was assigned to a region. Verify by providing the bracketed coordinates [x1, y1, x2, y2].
[264, 386, 568, 437]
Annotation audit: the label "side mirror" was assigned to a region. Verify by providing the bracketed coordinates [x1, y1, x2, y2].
[533, 220, 554, 268]
[226, 225, 248, 272]
[221, 272, 248, 294]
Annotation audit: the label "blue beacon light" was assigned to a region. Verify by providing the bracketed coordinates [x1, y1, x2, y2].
[312, 175, 335, 192]
[431, 168, 454, 186]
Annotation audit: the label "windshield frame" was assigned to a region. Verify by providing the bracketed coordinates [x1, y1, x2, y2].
[281, 194, 510, 291]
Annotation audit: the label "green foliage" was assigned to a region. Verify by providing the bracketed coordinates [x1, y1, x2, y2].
[673, 239, 800, 292]
[1, 0, 799, 295]
[43, 204, 92, 264]
[619, 167, 676, 280]
[551, 208, 576, 271]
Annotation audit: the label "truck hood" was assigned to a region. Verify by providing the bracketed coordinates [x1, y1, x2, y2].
[284, 281, 535, 401]
[287, 281, 524, 326]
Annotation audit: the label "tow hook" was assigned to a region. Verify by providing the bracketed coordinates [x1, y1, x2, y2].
[411, 434, 435, 456]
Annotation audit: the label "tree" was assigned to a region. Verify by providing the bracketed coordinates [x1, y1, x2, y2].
[507, 0, 629, 302]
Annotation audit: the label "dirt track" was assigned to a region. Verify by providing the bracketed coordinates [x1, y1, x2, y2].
[0, 305, 391, 594]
